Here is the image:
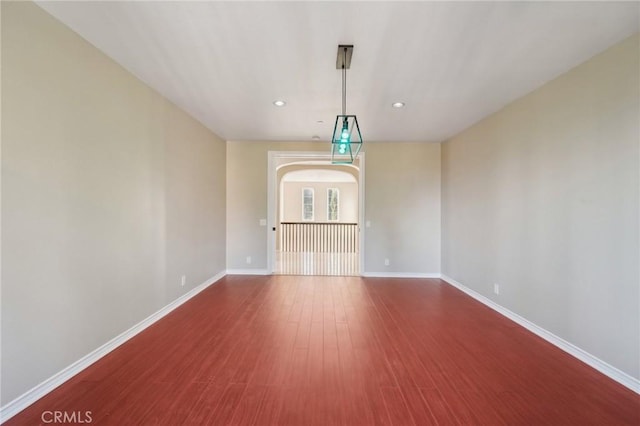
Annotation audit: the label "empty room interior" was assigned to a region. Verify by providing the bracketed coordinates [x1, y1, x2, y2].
[1, 1, 639, 425]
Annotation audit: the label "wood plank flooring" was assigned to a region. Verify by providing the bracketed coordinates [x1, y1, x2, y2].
[6, 275, 639, 425]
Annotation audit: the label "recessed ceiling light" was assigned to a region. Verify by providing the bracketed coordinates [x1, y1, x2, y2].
[273, 100, 286, 107]
[392, 102, 405, 108]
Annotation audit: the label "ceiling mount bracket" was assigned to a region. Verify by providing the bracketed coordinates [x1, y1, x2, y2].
[336, 45, 354, 69]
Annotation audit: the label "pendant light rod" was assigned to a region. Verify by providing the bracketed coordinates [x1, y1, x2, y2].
[336, 45, 353, 117]
[342, 47, 347, 115]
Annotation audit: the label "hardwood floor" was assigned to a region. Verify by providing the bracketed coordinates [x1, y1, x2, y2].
[6, 275, 639, 425]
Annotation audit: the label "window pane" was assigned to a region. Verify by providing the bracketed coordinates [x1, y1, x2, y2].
[328, 188, 339, 221]
[303, 188, 314, 221]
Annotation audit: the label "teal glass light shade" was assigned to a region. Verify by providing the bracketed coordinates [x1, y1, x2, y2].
[331, 115, 362, 164]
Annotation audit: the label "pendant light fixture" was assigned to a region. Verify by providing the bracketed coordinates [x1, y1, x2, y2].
[331, 45, 362, 164]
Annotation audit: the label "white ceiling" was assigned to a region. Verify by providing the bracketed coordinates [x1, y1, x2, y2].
[36, 1, 639, 143]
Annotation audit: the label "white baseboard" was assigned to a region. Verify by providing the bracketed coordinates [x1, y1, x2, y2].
[361, 272, 441, 279]
[440, 274, 640, 395]
[226, 269, 270, 275]
[0, 271, 227, 423]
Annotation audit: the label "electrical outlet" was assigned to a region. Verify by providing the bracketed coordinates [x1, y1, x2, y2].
[181, 275, 186, 287]
[384, 258, 390, 266]
[494, 283, 500, 295]
[246, 256, 252, 264]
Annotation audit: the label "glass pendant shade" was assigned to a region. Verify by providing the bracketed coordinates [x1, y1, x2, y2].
[331, 115, 362, 164]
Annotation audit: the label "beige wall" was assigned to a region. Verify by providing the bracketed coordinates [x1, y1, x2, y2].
[364, 142, 441, 274]
[227, 141, 441, 274]
[281, 181, 358, 223]
[227, 142, 323, 270]
[1, 2, 226, 404]
[441, 34, 639, 379]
